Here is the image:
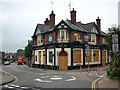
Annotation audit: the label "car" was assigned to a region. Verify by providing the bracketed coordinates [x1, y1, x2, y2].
[4, 61, 11, 65]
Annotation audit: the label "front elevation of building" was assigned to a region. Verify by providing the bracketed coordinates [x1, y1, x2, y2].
[32, 9, 109, 70]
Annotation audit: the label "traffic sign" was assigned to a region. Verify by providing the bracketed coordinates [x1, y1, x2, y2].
[86, 44, 89, 56]
[112, 34, 118, 43]
[112, 43, 119, 52]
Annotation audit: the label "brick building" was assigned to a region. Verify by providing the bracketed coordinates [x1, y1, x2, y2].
[32, 9, 108, 70]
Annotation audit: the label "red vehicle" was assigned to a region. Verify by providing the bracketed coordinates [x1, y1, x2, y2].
[17, 57, 23, 65]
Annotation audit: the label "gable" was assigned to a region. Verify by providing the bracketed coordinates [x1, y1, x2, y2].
[57, 23, 68, 29]
[35, 28, 41, 35]
[91, 27, 98, 34]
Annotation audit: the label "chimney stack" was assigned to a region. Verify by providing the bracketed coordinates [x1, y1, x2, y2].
[44, 18, 50, 26]
[96, 16, 101, 31]
[70, 8, 76, 25]
[49, 11, 55, 29]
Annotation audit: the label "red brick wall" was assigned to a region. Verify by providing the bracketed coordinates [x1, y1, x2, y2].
[53, 31, 56, 41]
[71, 31, 84, 42]
[45, 34, 48, 43]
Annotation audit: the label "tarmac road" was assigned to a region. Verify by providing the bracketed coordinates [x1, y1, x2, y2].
[1, 63, 106, 90]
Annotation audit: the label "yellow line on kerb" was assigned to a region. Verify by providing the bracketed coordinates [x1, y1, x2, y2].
[0, 69, 18, 85]
[91, 76, 104, 90]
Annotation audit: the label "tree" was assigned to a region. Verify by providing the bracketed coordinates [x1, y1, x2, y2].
[106, 25, 120, 78]
[107, 26, 120, 51]
[24, 40, 33, 60]
[17, 49, 24, 57]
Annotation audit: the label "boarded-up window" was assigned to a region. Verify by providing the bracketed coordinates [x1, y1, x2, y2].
[85, 50, 92, 62]
[73, 50, 81, 63]
[93, 50, 99, 62]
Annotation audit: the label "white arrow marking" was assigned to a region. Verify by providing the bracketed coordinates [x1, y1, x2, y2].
[50, 77, 62, 80]
[34, 78, 52, 83]
[65, 77, 76, 81]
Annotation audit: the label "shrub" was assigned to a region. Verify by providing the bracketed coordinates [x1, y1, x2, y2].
[107, 53, 120, 78]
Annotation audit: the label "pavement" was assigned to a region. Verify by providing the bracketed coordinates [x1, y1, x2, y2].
[0, 70, 14, 85]
[0, 65, 120, 90]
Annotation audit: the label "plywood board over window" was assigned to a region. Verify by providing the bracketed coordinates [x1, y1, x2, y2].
[85, 50, 92, 62]
[73, 50, 81, 63]
[39, 51, 41, 64]
[43, 51, 45, 65]
[102, 50, 107, 66]
[93, 50, 99, 62]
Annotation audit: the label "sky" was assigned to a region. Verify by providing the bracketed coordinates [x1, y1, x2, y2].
[0, 0, 119, 53]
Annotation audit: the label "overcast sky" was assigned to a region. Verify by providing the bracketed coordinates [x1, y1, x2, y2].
[0, 0, 119, 53]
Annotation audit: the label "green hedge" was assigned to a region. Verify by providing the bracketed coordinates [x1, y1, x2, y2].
[107, 53, 120, 78]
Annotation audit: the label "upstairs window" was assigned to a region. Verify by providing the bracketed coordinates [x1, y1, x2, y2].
[88, 34, 96, 43]
[58, 30, 69, 40]
[103, 38, 106, 44]
[75, 34, 80, 41]
[37, 35, 43, 44]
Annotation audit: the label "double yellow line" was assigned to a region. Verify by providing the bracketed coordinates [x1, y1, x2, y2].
[91, 75, 104, 90]
[0, 69, 18, 85]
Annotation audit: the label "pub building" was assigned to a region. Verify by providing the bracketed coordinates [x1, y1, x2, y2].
[32, 8, 109, 70]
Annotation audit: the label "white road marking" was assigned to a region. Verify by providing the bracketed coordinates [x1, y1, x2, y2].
[65, 77, 76, 81]
[34, 78, 52, 83]
[4, 85, 8, 87]
[8, 87, 14, 89]
[20, 87, 29, 89]
[14, 85, 20, 88]
[50, 78, 62, 80]
[10, 84, 16, 87]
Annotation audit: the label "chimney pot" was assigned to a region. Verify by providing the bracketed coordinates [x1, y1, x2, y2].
[70, 8, 76, 25]
[96, 16, 101, 31]
[49, 11, 55, 29]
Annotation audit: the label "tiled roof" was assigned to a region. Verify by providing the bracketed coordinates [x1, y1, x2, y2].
[34, 20, 106, 36]
[65, 20, 87, 32]
[79, 22, 95, 32]
[37, 24, 50, 33]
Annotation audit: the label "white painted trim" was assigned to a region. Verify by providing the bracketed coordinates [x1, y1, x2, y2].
[73, 48, 83, 65]
[35, 49, 45, 64]
[65, 48, 71, 66]
[47, 49, 54, 65]
[55, 48, 61, 66]
[85, 49, 101, 65]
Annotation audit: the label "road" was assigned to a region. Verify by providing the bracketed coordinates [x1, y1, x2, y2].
[1, 63, 105, 90]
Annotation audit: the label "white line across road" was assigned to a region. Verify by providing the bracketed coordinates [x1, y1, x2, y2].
[34, 78, 52, 83]
[65, 77, 76, 81]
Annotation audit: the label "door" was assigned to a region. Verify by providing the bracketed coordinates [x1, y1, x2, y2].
[93, 50, 99, 62]
[59, 51, 68, 70]
[102, 50, 107, 66]
[39, 51, 41, 65]
[43, 51, 45, 65]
